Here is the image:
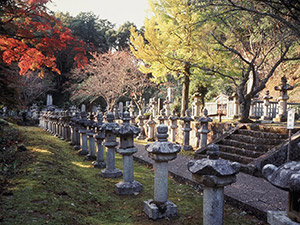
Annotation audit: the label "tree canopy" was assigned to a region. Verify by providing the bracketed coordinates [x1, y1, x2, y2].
[0, 0, 88, 77]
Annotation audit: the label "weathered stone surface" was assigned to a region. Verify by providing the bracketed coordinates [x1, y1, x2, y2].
[263, 161, 300, 192]
[143, 199, 177, 221]
[144, 124, 180, 220]
[116, 180, 143, 195]
[268, 211, 300, 225]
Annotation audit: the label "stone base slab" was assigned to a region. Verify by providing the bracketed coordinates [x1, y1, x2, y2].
[101, 168, 122, 178]
[93, 161, 106, 168]
[268, 211, 300, 225]
[115, 181, 143, 195]
[143, 199, 177, 220]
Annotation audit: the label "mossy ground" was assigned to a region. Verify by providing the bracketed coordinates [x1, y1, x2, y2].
[0, 125, 266, 225]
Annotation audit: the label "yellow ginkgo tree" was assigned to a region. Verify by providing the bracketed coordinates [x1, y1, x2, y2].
[130, 0, 217, 116]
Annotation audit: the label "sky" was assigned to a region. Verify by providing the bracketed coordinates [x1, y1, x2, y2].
[48, 0, 150, 28]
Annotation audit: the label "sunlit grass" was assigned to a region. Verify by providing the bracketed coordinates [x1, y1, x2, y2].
[0, 126, 266, 225]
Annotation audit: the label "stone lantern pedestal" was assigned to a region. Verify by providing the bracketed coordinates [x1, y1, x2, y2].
[263, 161, 300, 224]
[144, 124, 181, 220]
[101, 112, 122, 178]
[115, 111, 143, 195]
[188, 144, 240, 225]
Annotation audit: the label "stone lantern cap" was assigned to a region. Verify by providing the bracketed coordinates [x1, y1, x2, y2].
[188, 144, 240, 186]
[262, 161, 300, 192]
[146, 125, 181, 161]
[147, 115, 157, 125]
[180, 109, 193, 122]
[118, 112, 141, 136]
[198, 108, 212, 123]
[169, 110, 178, 121]
[101, 112, 119, 133]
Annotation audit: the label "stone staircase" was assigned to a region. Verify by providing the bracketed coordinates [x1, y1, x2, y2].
[194, 124, 290, 175]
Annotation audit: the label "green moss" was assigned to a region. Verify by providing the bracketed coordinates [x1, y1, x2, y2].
[0, 126, 266, 225]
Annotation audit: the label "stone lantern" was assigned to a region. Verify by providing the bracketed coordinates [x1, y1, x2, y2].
[72, 112, 81, 151]
[274, 76, 294, 122]
[263, 161, 300, 224]
[144, 124, 181, 220]
[192, 92, 202, 119]
[169, 110, 178, 143]
[78, 111, 89, 155]
[69, 111, 79, 146]
[115, 111, 143, 195]
[101, 112, 122, 178]
[136, 113, 146, 140]
[93, 113, 106, 168]
[146, 115, 157, 141]
[261, 90, 273, 121]
[86, 112, 97, 161]
[163, 97, 171, 117]
[180, 109, 193, 151]
[188, 144, 240, 225]
[158, 109, 168, 125]
[128, 100, 136, 124]
[198, 108, 213, 149]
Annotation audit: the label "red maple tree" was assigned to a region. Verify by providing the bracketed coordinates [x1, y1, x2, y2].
[0, 0, 87, 77]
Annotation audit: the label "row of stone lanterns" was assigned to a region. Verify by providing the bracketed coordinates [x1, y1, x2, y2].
[41, 108, 244, 224]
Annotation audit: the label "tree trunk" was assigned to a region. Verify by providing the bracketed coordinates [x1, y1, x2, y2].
[181, 74, 190, 117]
[239, 97, 252, 123]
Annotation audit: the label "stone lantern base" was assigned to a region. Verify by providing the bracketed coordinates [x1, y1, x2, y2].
[93, 161, 106, 168]
[115, 180, 143, 195]
[143, 199, 177, 220]
[268, 211, 300, 225]
[101, 168, 122, 178]
[183, 145, 193, 151]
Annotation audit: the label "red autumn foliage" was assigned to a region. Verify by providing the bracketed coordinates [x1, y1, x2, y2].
[0, 0, 87, 77]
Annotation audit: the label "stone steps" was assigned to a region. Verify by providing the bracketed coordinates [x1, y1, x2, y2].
[230, 134, 284, 146]
[236, 129, 288, 140]
[219, 139, 272, 153]
[218, 145, 262, 158]
[194, 124, 290, 176]
[219, 151, 254, 165]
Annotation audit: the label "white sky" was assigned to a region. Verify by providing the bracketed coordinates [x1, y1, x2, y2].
[48, 0, 150, 28]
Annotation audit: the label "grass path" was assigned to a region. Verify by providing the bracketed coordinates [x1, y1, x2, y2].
[0, 126, 265, 225]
